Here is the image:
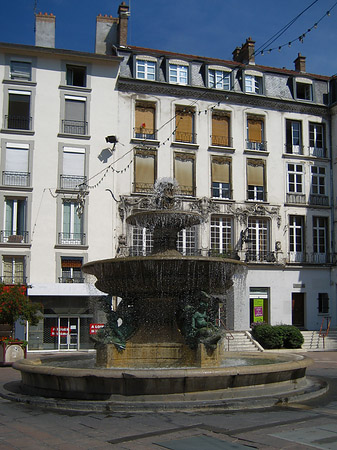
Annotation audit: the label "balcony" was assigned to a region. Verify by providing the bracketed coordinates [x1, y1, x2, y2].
[246, 139, 267, 151]
[309, 146, 327, 158]
[309, 194, 329, 206]
[286, 193, 306, 204]
[286, 252, 335, 264]
[2, 171, 30, 187]
[62, 120, 87, 135]
[5, 115, 32, 131]
[133, 182, 155, 194]
[0, 275, 27, 285]
[58, 276, 85, 283]
[0, 231, 29, 244]
[58, 232, 86, 246]
[211, 135, 233, 147]
[174, 131, 197, 144]
[60, 175, 86, 190]
[245, 251, 277, 263]
[133, 127, 157, 140]
[284, 144, 304, 155]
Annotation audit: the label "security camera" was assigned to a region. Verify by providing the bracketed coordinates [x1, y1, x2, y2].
[105, 135, 117, 144]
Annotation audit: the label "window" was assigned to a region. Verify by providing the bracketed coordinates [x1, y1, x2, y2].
[210, 216, 232, 256]
[246, 116, 266, 151]
[174, 153, 195, 196]
[134, 150, 156, 193]
[245, 74, 263, 94]
[313, 216, 328, 262]
[61, 147, 86, 190]
[2, 256, 25, 284]
[177, 227, 197, 255]
[60, 201, 84, 245]
[208, 69, 230, 90]
[6, 91, 31, 130]
[3, 143, 30, 187]
[66, 65, 86, 87]
[287, 163, 305, 204]
[134, 102, 156, 139]
[285, 120, 302, 154]
[175, 106, 195, 143]
[3, 198, 27, 243]
[211, 112, 231, 147]
[246, 218, 269, 262]
[169, 64, 188, 85]
[211, 156, 231, 199]
[247, 159, 265, 201]
[318, 293, 329, 314]
[311, 166, 326, 199]
[60, 257, 83, 283]
[296, 82, 312, 101]
[136, 59, 156, 80]
[63, 96, 87, 135]
[10, 61, 31, 81]
[309, 123, 325, 157]
[131, 227, 153, 256]
[289, 215, 305, 262]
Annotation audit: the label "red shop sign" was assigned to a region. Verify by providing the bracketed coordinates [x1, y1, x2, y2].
[89, 323, 104, 335]
[50, 327, 69, 337]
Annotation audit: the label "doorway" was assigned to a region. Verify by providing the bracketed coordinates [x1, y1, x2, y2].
[292, 293, 305, 328]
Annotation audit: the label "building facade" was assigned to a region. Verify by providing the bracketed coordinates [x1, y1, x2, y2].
[0, 3, 336, 351]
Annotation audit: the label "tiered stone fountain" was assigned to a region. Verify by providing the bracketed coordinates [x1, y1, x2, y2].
[11, 179, 316, 410]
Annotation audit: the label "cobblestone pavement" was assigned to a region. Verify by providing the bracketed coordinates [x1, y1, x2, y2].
[0, 351, 337, 449]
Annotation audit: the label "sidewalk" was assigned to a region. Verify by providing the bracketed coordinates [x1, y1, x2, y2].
[0, 351, 336, 449]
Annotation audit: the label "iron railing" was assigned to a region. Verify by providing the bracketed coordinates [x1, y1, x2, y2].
[0, 231, 29, 244]
[309, 146, 327, 158]
[58, 276, 85, 283]
[60, 175, 86, 190]
[2, 171, 30, 187]
[246, 139, 267, 151]
[62, 120, 87, 135]
[58, 232, 86, 245]
[133, 127, 157, 140]
[174, 131, 197, 144]
[244, 251, 277, 263]
[133, 182, 155, 194]
[5, 115, 32, 130]
[0, 276, 27, 284]
[211, 135, 233, 147]
[286, 252, 336, 264]
[309, 194, 329, 206]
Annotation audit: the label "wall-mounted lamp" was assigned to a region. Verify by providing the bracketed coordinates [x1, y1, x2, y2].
[105, 135, 118, 144]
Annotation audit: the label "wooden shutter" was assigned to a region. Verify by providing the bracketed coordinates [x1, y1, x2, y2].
[247, 160, 264, 186]
[212, 157, 230, 183]
[135, 103, 155, 133]
[248, 117, 263, 142]
[212, 114, 229, 146]
[135, 151, 156, 187]
[174, 153, 194, 194]
[175, 107, 194, 142]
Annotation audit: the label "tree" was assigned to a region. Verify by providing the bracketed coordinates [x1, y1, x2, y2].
[0, 284, 42, 330]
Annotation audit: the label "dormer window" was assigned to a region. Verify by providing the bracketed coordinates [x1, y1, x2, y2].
[208, 68, 231, 90]
[245, 73, 263, 94]
[169, 63, 188, 85]
[296, 82, 312, 100]
[136, 59, 156, 81]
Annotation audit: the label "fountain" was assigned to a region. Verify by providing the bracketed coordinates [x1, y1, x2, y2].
[10, 179, 318, 411]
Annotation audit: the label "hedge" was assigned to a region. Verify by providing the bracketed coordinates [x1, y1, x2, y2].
[252, 324, 304, 349]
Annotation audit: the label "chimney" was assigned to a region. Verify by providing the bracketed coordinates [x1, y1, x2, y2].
[95, 14, 119, 54]
[35, 13, 55, 48]
[294, 53, 306, 72]
[232, 37, 255, 65]
[118, 2, 129, 47]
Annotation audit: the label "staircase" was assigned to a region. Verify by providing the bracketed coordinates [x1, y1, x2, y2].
[223, 331, 263, 352]
[301, 330, 337, 351]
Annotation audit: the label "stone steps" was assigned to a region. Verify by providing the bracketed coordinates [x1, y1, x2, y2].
[223, 331, 263, 352]
[301, 330, 337, 350]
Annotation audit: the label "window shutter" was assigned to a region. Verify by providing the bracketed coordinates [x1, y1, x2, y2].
[135, 152, 155, 185]
[212, 114, 229, 143]
[212, 157, 230, 183]
[65, 99, 85, 121]
[174, 154, 194, 191]
[62, 259, 82, 268]
[135, 104, 155, 133]
[247, 160, 264, 186]
[248, 118, 263, 142]
[5, 145, 29, 172]
[63, 148, 85, 176]
[176, 108, 193, 142]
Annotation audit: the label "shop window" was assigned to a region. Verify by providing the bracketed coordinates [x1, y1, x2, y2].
[134, 102, 156, 139]
[247, 159, 266, 201]
[175, 106, 195, 143]
[174, 152, 195, 196]
[211, 156, 231, 199]
[211, 112, 231, 147]
[134, 150, 156, 193]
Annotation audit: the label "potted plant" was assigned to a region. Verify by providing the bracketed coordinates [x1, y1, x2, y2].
[0, 284, 42, 365]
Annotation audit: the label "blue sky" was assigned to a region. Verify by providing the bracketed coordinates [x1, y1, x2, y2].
[0, 0, 336, 76]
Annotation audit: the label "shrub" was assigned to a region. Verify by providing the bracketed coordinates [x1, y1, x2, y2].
[252, 323, 303, 349]
[276, 325, 304, 349]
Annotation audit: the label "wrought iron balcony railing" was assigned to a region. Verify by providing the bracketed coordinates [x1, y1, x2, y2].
[284, 144, 304, 155]
[246, 139, 267, 151]
[60, 175, 86, 190]
[0, 276, 27, 285]
[174, 131, 197, 144]
[133, 127, 157, 140]
[2, 171, 30, 187]
[58, 232, 86, 245]
[62, 120, 88, 135]
[58, 276, 85, 283]
[211, 135, 233, 147]
[133, 182, 155, 194]
[286, 252, 336, 264]
[0, 231, 29, 244]
[5, 115, 32, 130]
[309, 146, 327, 158]
[245, 251, 277, 263]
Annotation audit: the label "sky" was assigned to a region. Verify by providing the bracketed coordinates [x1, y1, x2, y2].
[0, 0, 336, 76]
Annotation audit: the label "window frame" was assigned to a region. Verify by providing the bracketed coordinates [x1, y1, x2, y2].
[1, 255, 26, 284]
[135, 59, 157, 81]
[208, 68, 231, 90]
[174, 106, 196, 144]
[211, 111, 231, 147]
[1, 139, 33, 188]
[211, 156, 231, 199]
[244, 73, 263, 94]
[66, 65, 87, 87]
[174, 152, 196, 196]
[210, 216, 233, 256]
[246, 115, 266, 151]
[289, 215, 305, 262]
[58, 143, 88, 190]
[312, 216, 328, 259]
[285, 119, 303, 154]
[133, 149, 157, 194]
[246, 159, 266, 202]
[246, 217, 270, 262]
[309, 122, 326, 157]
[169, 62, 189, 85]
[59, 93, 90, 137]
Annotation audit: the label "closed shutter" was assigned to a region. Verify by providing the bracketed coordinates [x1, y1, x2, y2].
[63, 148, 85, 176]
[212, 114, 229, 145]
[135, 104, 155, 134]
[247, 160, 264, 186]
[5, 144, 29, 172]
[174, 154, 194, 194]
[135, 152, 155, 186]
[248, 118, 263, 143]
[65, 99, 85, 121]
[212, 157, 230, 183]
[176, 108, 194, 142]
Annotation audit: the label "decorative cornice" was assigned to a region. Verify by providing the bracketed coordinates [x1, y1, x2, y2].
[234, 203, 281, 227]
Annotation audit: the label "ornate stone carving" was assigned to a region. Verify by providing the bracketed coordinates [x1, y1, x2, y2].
[234, 204, 281, 227]
[190, 197, 220, 220]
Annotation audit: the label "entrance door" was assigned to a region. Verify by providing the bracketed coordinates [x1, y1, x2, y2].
[58, 317, 79, 350]
[292, 293, 305, 328]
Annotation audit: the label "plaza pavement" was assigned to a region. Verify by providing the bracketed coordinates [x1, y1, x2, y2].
[0, 350, 337, 449]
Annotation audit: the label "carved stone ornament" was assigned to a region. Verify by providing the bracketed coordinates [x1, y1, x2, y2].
[118, 195, 152, 221]
[190, 197, 220, 220]
[234, 204, 281, 227]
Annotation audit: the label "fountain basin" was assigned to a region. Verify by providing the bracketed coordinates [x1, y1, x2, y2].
[13, 352, 313, 401]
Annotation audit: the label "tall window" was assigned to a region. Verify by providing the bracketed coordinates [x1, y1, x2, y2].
[3, 198, 27, 243]
[247, 159, 265, 201]
[60, 201, 84, 245]
[10, 61, 31, 81]
[174, 153, 195, 196]
[136, 60, 156, 80]
[60, 257, 83, 283]
[318, 293, 329, 314]
[3, 143, 30, 187]
[210, 216, 232, 256]
[177, 227, 197, 255]
[175, 106, 195, 143]
[245, 74, 263, 94]
[66, 65, 86, 87]
[309, 123, 325, 157]
[134, 102, 156, 139]
[131, 227, 153, 256]
[169, 64, 188, 85]
[247, 218, 269, 261]
[289, 215, 305, 262]
[313, 216, 328, 262]
[63, 97, 87, 135]
[211, 112, 230, 147]
[310, 166, 327, 206]
[211, 156, 231, 199]
[134, 150, 156, 193]
[208, 69, 230, 90]
[7, 91, 31, 130]
[246, 116, 265, 150]
[2, 256, 25, 284]
[287, 163, 304, 194]
[286, 120, 302, 154]
[61, 147, 86, 189]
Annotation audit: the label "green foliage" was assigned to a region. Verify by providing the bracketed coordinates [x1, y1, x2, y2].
[0, 284, 42, 327]
[252, 323, 303, 349]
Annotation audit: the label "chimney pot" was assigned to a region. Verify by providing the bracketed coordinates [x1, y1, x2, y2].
[294, 53, 306, 72]
[232, 37, 255, 64]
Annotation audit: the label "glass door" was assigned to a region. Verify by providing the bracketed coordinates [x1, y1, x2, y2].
[58, 317, 79, 350]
